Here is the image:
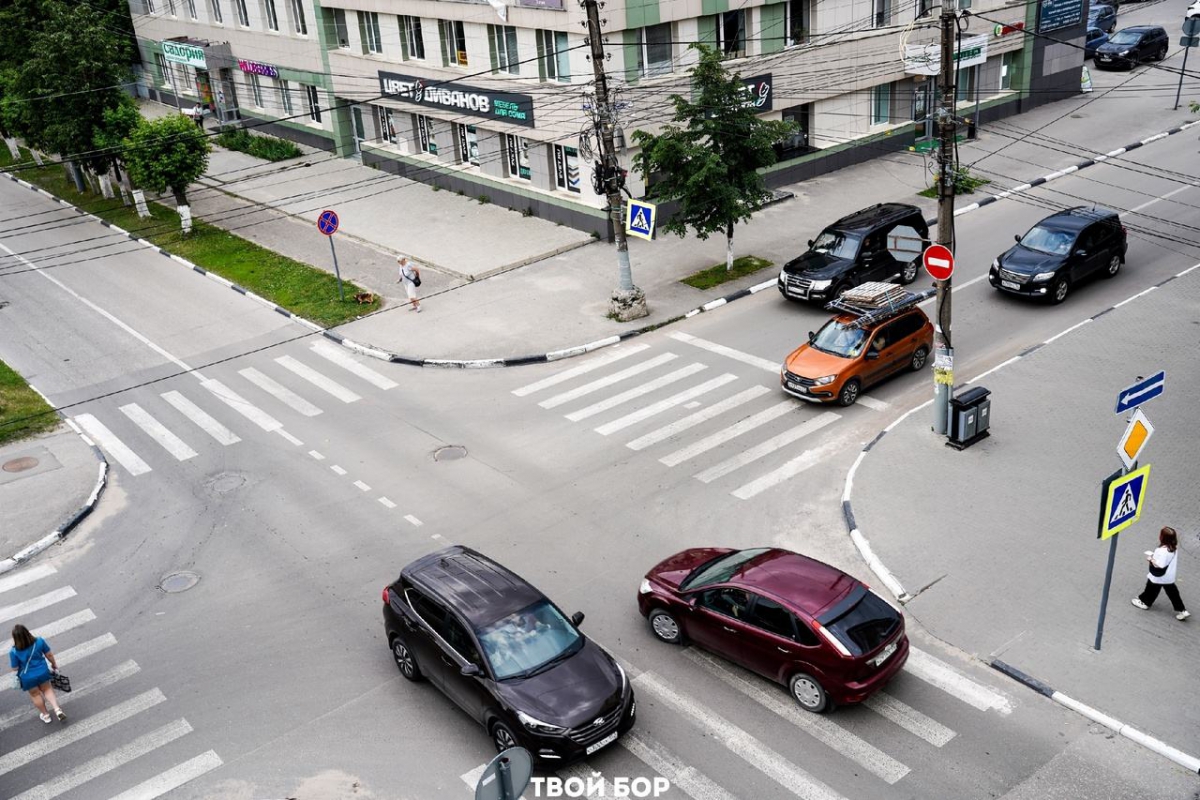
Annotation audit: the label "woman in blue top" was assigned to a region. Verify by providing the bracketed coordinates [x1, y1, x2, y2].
[9, 624, 65, 723]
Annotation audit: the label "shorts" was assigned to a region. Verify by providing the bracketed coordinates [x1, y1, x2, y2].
[403, 280, 418, 300]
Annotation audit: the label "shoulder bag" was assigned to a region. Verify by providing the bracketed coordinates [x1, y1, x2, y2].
[1148, 551, 1172, 578]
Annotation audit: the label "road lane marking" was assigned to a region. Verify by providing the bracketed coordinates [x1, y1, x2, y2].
[596, 374, 738, 436]
[74, 415, 151, 476]
[0, 564, 57, 596]
[405, 515, 423, 527]
[857, 396, 890, 412]
[275, 429, 303, 446]
[378, 497, 396, 509]
[330, 465, 347, 476]
[540, 354, 678, 409]
[239, 368, 322, 417]
[1130, 184, 1190, 214]
[667, 332, 781, 373]
[905, 647, 1013, 715]
[119, 404, 197, 461]
[353, 480, 371, 492]
[695, 412, 840, 483]
[311, 341, 398, 389]
[619, 731, 740, 800]
[632, 672, 846, 800]
[512, 344, 650, 397]
[660, 402, 795, 467]
[201, 379, 281, 432]
[2, 610, 95, 651]
[0, 587, 77, 627]
[106, 750, 224, 800]
[161, 391, 240, 445]
[566, 364, 708, 422]
[308, 450, 325, 460]
[460, 764, 528, 799]
[275, 356, 360, 403]
[628, 387, 771, 451]
[0, 631, 115, 690]
[684, 650, 909, 784]
[0, 661, 141, 732]
[560, 764, 611, 798]
[862, 692, 956, 747]
[732, 438, 846, 500]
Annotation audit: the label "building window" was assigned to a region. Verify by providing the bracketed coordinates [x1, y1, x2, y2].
[234, 0, 249, 27]
[871, 83, 891, 125]
[874, 0, 891, 27]
[305, 84, 321, 122]
[786, 0, 809, 46]
[537, 30, 570, 82]
[457, 123, 480, 165]
[279, 80, 293, 114]
[333, 9, 350, 48]
[378, 107, 398, 144]
[715, 10, 746, 58]
[186, 0, 197, 18]
[210, 0, 223, 24]
[154, 53, 171, 86]
[145, 0, 156, 12]
[264, 0, 278, 30]
[399, 16, 425, 60]
[962, 65, 979, 103]
[415, 114, 438, 154]
[1000, 51, 1016, 91]
[290, 0, 307, 34]
[167, 0, 177, 15]
[490, 25, 519, 74]
[440, 20, 468, 66]
[637, 24, 672, 77]
[776, 103, 812, 158]
[553, 144, 581, 193]
[506, 134, 531, 180]
[919, 0, 935, 16]
[248, 74, 263, 107]
[361, 11, 383, 54]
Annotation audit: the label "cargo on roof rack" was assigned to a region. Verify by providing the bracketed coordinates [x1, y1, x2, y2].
[825, 282, 936, 330]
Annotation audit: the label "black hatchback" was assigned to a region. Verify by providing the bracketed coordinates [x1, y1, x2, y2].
[382, 546, 635, 767]
[1094, 26, 1168, 68]
[988, 207, 1126, 304]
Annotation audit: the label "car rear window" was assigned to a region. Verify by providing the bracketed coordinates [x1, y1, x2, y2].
[825, 590, 900, 656]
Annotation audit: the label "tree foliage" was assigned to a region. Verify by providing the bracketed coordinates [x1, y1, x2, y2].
[123, 114, 210, 206]
[632, 44, 796, 270]
[93, 95, 144, 173]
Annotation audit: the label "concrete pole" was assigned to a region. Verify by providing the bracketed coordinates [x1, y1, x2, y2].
[932, 0, 957, 435]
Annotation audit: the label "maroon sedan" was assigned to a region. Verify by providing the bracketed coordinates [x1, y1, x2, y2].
[637, 547, 908, 713]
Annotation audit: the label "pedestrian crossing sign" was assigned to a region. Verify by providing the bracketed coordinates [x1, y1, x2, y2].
[625, 200, 657, 241]
[1098, 463, 1150, 540]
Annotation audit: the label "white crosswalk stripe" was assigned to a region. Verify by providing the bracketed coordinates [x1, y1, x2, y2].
[202, 378, 281, 431]
[311, 341, 399, 389]
[3, 610, 95, 650]
[239, 367, 323, 417]
[559, 764, 612, 798]
[513, 343, 650, 397]
[619, 732, 740, 800]
[106, 750, 224, 800]
[74, 414, 151, 476]
[0, 661, 140, 732]
[627, 386, 771, 452]
[0, 586, 77, 626]
[731, 438, 846, 500]
[905, 647, 1013, 715]
[694, 412, 840, 483]
[541, 353, 679, 409]
[595, 374, 738, 436]
[161, 391, 240, 445]
[566, 364, 708, 422]
[862, 692, 956, 747]
[0, 564, 57, 596]
[119, 404, 197, 461]
[275, 355, 361, 403]
[667, 332, 782, 373]
[660, 402, 795, 467]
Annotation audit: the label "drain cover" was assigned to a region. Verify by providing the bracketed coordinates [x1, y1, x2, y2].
[159, 571, 200, 593]
[205, 472, 246, 494]
[433, 445, 468, 461]
[2, 457, 39, 473]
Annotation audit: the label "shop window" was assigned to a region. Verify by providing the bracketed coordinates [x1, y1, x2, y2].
[554, 144, 581, 193]
[415, 114, 438, 155]
[440, 20, 468, 67]
[962, 64, 979, 104]
[264, 0, 278, 30]
[400, 16, 425, 60]
[874, 0, 891, 28]
[378, 107, 398, 144]
[458, 123, 480, 166]
[305, 84, 321, 123]
[289, 0, 307, 34]
[775, 103, 813, 159]
[234, 0, 249, 27]
[1000, 51, 1016, 91]
[361, 11, 383, 54]
[248, 73, 263, 107]
[506, 134, 531, 180]
[786, 0, 809, 46]
[871, 83, 891, 125]
[637, 24, 672, 78]
[333, 9, 350, 48]
[490, 25, 519, 74]
[279, 80, 293, 114]
[210, 0, 223, 23]
[714, 10, 746, 58]
[154, 53, 171, 87]
[537, 30, 570, 82]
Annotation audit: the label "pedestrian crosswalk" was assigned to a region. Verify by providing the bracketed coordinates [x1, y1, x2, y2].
[511, 341, 892, 500]
[0, 564, 220, 798]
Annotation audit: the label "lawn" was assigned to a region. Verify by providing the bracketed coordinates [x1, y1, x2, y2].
[682, 255, 775, 291]
[0, 359, 58, 447]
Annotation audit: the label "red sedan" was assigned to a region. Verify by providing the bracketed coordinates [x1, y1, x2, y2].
[637, 547, 908, 712]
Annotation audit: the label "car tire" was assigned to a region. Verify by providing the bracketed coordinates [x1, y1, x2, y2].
[900, 260, 919, 284]
[789, 673, 831, 713]
[1104, 255, 1122, 279]
[910, 346, 929, 372]
[648, 608, 684, 644]
[1050, 276, 1070, 304]
[837, 379, 861, 407]
[491, 720, 521, 753]
[1156, 44, 1167, 60]
[391, 636, 423, 681]
[832, 282, 852, 301]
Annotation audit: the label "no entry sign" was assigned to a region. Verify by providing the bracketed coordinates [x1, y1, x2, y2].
[923, 244, 954, 281]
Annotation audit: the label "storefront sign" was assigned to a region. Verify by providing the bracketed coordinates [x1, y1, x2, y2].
[739, 74, 773, 112]
[378, 71, 534, 127]
[238, 59, 279, 78]
[1039, 0, 1084, 32]
[519, 0, 564, 6]
[162, 41, 207, 70]
[903, 35, 989, 76]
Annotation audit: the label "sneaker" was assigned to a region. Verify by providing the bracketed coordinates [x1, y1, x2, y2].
[1131, 598, 1149, 610]
[54, 707, 65, 721]
[415, 306, 422, 313]
[39, 712, 51, 724]
[1178, 610, 1191, 621]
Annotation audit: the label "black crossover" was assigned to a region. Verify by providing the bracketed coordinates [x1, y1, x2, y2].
[988, 207, 1127, 304]
[382, 546, 635, 766]
[1094, 26, 1168, 69]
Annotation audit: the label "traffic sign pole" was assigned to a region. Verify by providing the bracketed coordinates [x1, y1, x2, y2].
[1094, 465, 1127, 651]
[1176, 18, 1200, 110]
[316, 210, 345, 302]
[328, 236, 345, 302]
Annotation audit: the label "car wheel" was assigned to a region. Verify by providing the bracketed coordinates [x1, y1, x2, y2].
[900, 260, 918, 284]
[1156, 45, 1167, 60]
[832, 282, 852, 300]
[491, 720, 520, 753]
[648, 608, 683, 644]
[837, 379, 861, 407]
[1050, 277, 1070, 304]
[910, 346, 929, 372]
[789, 673, 830, 713]
[391, 636, 423, 681]
[1104, 255, 1122, 279]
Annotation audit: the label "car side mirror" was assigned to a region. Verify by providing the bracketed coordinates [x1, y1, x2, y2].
[807, 239, 814, 248]
[808, 331, 815, 342]
[865, 351, 880, 360]
[1014, 234, 1021, 243]
[460, 663, 481, 677]
[571, 611, 585, 627]
[1074, 249, 1087, 258]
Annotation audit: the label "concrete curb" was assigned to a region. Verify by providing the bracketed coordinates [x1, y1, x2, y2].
[990, 659, 1200, 775]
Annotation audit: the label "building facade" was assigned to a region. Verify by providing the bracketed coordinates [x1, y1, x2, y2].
[128, 0, 1086, 236]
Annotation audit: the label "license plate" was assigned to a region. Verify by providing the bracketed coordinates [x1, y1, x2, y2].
[1000, 280, 1019, 290]
[876, 641, 898, 665]
[586, 731, 618, 755]
[787, 381, 807, 393]
[1099, 55, 1110, 61]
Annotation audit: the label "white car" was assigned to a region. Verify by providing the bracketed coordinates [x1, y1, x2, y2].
[1188, 0, 1200, 18]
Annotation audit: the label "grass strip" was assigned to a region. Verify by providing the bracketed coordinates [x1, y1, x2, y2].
[0, 359, 58, 447]
[682, 255, 775, 291]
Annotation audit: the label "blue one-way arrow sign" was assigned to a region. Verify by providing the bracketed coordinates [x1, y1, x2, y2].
[1115, 371, 1165, 414]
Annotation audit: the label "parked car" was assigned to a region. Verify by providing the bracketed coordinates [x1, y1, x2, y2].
[1088, 4, 1117, 33]
[988, 207, 1127, 304]
[778, 203, 929, 304]
[638, 547, 909, 713]
[383, 546, 635, 766]
[1086, 27, 1111, 59]
[1093, 26, 1169, 68]
[781, 286, 933, 407]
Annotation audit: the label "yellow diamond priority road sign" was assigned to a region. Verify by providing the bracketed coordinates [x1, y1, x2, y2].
[1116, 408, 1154, 471]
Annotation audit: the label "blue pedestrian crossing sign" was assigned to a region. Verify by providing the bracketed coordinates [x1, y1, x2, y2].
[625, 200, 657, 241]
[1098, 463, 1150, 540]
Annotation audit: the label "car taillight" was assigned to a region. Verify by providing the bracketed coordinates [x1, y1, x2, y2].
[381, 586, 390, 604]
[813, 620, 852, 657]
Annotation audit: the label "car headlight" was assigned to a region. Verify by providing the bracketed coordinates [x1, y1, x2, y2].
[808, 279, 832, 291]
[779, 269, 786, 281]
[1033, 271, 1057, 282]
[616, 661, 629, 696]
[518, 710, 566, 735]
[991, 258, 1000, 271]
[1118, 49, 1130, 56]
[638, 578, 653, 595]
[813, 375, 837, 386]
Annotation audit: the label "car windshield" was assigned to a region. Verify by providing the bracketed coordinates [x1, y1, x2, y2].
[475, 600, 582, 680]
[809, 319, 869, 358]
[810, 229, 862, 260]
[1108, 31, 1140, 45]
[825, 591, 901, 656]
[1019, 225, 1074, 256]
[1087, 6, 1108, 17]
[681, 548, 771, 590]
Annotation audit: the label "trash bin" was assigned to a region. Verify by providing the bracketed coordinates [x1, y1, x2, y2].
[947, 386, 991, 449]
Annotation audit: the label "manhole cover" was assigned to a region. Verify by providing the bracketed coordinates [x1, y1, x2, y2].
[159, 571, 200, 593]
[433, 445, 468, 461]
[205, 472, 246, 494]
[2, 457, 38, 473]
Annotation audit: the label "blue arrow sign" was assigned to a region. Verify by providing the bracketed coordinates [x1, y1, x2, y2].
[1115, 371, 1164, 414]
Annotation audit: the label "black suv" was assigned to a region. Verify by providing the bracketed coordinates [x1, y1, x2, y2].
[1094, 26, 1168, 69]
[382, 546, 635, 766]
[989, 207, 1127, 304]
[779, 203, 930, 304]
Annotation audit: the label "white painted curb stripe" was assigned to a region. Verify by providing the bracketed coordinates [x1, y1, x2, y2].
[106, 750, 224, 800]
[275, 355, 361, 402]
[619, 732, 740, 800]
[514, 344, 650, 397]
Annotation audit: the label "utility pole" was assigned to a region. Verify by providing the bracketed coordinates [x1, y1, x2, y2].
[932, 0, 958, 435]
[581, 0, 649, 321]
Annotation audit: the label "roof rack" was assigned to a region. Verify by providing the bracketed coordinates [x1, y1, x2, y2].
[825, 282, 936, 330]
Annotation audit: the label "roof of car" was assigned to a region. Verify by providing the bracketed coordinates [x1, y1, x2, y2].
[1121, 25, 1164, 33]
[1038, 206, 1120, 231]
[831, 203, 925, 232]
[728, 549, 857, 615]
[402, 546, 544, 627]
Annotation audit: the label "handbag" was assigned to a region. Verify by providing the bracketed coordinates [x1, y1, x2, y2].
[1149, 550, 1172, 578]
[412, 273, 422, 288]
[50, 672, 71, 693]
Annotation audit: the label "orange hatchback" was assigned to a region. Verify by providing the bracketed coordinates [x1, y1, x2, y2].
[781, 306, 933, 407]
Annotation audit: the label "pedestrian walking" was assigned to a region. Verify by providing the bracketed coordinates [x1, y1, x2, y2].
[1132, 526, 1190, 620]
[191, 102, 205, 129]
[396, 256, 422, 313]
[8, 624, 65, 723]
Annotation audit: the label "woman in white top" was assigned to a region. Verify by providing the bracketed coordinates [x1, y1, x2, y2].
[1132, 526, 1189, 620]
[396, 256, 421, 313]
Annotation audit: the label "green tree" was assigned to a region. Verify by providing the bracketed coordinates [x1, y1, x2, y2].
[123, 114, 209, 207]
[632, 44, 796, 271]
[93, 95, 143, 173]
